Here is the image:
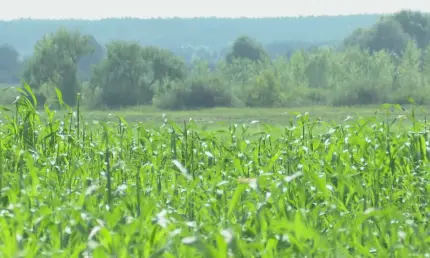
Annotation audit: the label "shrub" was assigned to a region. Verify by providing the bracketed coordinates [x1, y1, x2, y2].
[153, 75, 238, 110]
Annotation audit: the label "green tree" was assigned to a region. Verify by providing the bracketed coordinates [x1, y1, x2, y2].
[90, 41, 153, 108]
[23, 27, 94, 106]
[226, 36, 269, 63]
[305, 48, 331, 89]
[366, 18, 410, 55]
[244, 67, 283, 107]
[343, 18, 409, 55]
[90, 43, 189, 108]
[343, 10, 430, 55]
[141, 46, 188, 87]
[392, 10, 430, 49]
[393, 40, 429, 103]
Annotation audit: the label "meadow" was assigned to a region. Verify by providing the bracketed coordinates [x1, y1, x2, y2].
[0, 91, 428, 257]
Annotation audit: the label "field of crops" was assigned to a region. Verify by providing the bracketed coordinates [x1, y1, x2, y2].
[0, 92, 429, 257]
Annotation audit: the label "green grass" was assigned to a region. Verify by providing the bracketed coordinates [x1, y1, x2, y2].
[77, 104, 409, 124]
[0, 92, 428, 257]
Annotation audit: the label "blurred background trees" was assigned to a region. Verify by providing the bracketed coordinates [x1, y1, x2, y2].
[1, 10, 430, 109]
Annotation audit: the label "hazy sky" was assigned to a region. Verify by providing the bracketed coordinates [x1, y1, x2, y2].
[1, 0, 430, 20]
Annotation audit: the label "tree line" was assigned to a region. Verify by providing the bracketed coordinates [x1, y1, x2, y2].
[2, 9, 430, 110]
[1, 15, 380, 57]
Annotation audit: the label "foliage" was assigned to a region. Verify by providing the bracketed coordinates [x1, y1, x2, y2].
[89, 40, 154, 108]
[226, 36, 269, 63]
[0, 91, 428, 257]
[22, 27, 94, 106]
[89, 42, 189, 108]
[141, 46, 188, 86]
[343, 10, 430, 55]
[153, 61, 237, 110]
[2, 9, 430, 110]
[13, 34, 430, 110]
[393, 10, 430, 49]
[0, 12, 429, 256]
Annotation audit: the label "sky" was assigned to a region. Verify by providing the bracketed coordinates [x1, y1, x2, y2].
[1, 0, 430, 20]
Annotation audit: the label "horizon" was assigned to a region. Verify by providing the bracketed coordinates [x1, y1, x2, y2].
[0, 13, 390, 22]
[0, 11, 425, 22]
[1, 0, 429, 21]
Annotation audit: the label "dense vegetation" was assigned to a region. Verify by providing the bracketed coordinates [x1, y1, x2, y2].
[0, 11, 429, 257]
[1, 10, 430, 109]
[0, 87, 428, 257]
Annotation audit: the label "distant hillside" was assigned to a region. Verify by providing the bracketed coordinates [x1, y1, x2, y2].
[0, 15, 381, 57]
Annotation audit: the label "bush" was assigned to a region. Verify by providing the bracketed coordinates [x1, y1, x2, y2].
[153, 75, 238, 110]
[332, 86, 384, 106]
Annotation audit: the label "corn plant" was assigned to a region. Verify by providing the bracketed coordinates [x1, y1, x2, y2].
[0, 87, 428, 257]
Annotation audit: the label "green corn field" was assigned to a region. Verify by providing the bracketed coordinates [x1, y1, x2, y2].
[0, 86, 428, 257]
